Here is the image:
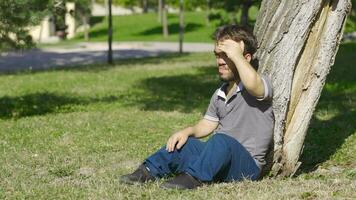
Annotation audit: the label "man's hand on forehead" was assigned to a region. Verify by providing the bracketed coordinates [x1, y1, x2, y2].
[217, 39, 245, 60]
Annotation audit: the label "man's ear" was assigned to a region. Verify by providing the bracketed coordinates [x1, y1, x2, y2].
[244, 53, 252, 62]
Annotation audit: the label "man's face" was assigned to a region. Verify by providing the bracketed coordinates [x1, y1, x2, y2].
[214, 42, 238, 82]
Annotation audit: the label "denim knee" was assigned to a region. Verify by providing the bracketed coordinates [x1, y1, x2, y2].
[179, 137, 201, 150]
[208, 133, 234, 150]
[144, 136, 205, 177]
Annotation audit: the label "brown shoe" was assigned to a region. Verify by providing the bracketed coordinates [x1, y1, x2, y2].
[160, 173, 202, 189]
[119, 164, 155, 184]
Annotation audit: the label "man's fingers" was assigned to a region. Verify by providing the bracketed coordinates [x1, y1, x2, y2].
[239, 41, 245, 52]
[173, 139, 178, 152]
[167, 137, 178, 152]
[167, 137, 173, 152]
[176, 139, 186, 150]
[217, 45, 226, 53]
[168, 139, 173, 152]
[168, 138, 173, 152]
[166, 138, 171, 151]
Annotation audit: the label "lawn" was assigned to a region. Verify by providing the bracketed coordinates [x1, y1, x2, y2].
[72, 11, 216, 43]
[72, 8, 260, 43]
[0, 42, 355, 199]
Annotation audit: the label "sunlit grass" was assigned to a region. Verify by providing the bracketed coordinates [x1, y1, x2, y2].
[0, 42, 355, 199]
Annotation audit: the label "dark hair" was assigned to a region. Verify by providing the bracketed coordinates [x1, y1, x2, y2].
[212, 25, 258, 56]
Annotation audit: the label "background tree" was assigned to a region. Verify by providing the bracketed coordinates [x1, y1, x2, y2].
[52, 0, 67, 39]
[0, 0, 50, 50]
[239, 0, 261, 26]
[69, 0, 92, 40]
[141, 0, 149, 13]
[254, 0, 352, 177]
[108, 0, 113, 64]
[179, 0, 184, 53]
[162, 0, 169, 37]
[158, 0, 162, 22]
[205, 0, 261, 26]
[345, 0, 356, 32]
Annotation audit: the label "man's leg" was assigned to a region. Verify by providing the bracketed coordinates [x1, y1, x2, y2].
[120, 137, 206, 184]
[144, 137, 205, 178]
[186, 133, 260, 182]
[161, 133, 260, 189]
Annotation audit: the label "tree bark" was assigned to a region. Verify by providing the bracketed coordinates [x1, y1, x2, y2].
[82, 15, 89, 41]
[162, 0, 169, 38]
[179, 0, 184, 53]
[158, 0, 163, 23]
[206, 0, 211, 26]
[254, 0, 351, 177]
[142, 0, 148, 13]
[241, 0, 253, 26]
[107, 0, 113, 64]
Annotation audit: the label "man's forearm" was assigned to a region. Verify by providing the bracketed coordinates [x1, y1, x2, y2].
[178, 126, 208, 138]
[190, 126, 209, 138]
[179, 126, 194, 137]
[231, 55, 264, 98]
[176, 119, 217, 139]
[174, 127, 208, 139]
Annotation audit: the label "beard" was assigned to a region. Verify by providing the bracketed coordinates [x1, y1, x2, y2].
[219, 75, 234, 82]
[219, 72, 239, 82]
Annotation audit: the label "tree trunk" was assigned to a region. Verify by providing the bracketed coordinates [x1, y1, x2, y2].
[240, 0, 253, 26]
[107, 0, 113, 64]
[158, 0, 163, 23]
[162, 0, 169, 38]
[179, 0, 184, 53]
[82, 15, 89, 41]
[254, 0, 351, 177]
[142, 0, 148, 13]
[206, 0, 211, 26]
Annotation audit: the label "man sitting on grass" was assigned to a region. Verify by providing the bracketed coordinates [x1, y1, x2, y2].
[120, 25, 274, 189]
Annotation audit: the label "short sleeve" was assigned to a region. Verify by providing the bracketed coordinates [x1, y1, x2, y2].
[257, 75, 273, 101]
[203, 90, 219, 122]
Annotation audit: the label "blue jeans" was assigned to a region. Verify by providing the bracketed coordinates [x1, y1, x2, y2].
[144, 133, 260, 182]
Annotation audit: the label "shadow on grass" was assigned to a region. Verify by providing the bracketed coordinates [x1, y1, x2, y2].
[0, 92, 118, 119]
[131, 66, 218, 113]
[298, 42, 356, 173]
[87, 28, 108, 39]
[299, 108, 355, 173]
[85, 22, 203, 39]
[136, 23, 203, 36]
[90, 16, 105, 26]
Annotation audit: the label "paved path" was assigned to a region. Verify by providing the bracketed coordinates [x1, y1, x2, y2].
[0, 42, 213, 72]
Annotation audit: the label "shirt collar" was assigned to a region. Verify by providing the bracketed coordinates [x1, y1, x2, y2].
[217, 81, 244, 100]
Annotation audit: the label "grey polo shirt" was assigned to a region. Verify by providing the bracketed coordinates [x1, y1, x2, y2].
[204, 76, 274, 169]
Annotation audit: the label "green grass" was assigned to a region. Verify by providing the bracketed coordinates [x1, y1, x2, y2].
[72, 8, 260, 43]
[73, 12, 216, 43]
[0, 42, 355, 199]
[40, 8, 355, 47]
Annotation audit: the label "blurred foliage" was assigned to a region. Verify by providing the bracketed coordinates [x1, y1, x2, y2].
[69, 0, 92, 27]
[0, 0, 92, 50]
[93, 0, 261, 26]
[95, 0, 153, 8]
[1, 0, 354, 51]
[94, 0, 260, 12]
[50, 0, 92, 32]
[51, 0, 67, 31]
[345, 0, 356, 33]
[207, 1, 261, 26]
[0, 0, 51, 50]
